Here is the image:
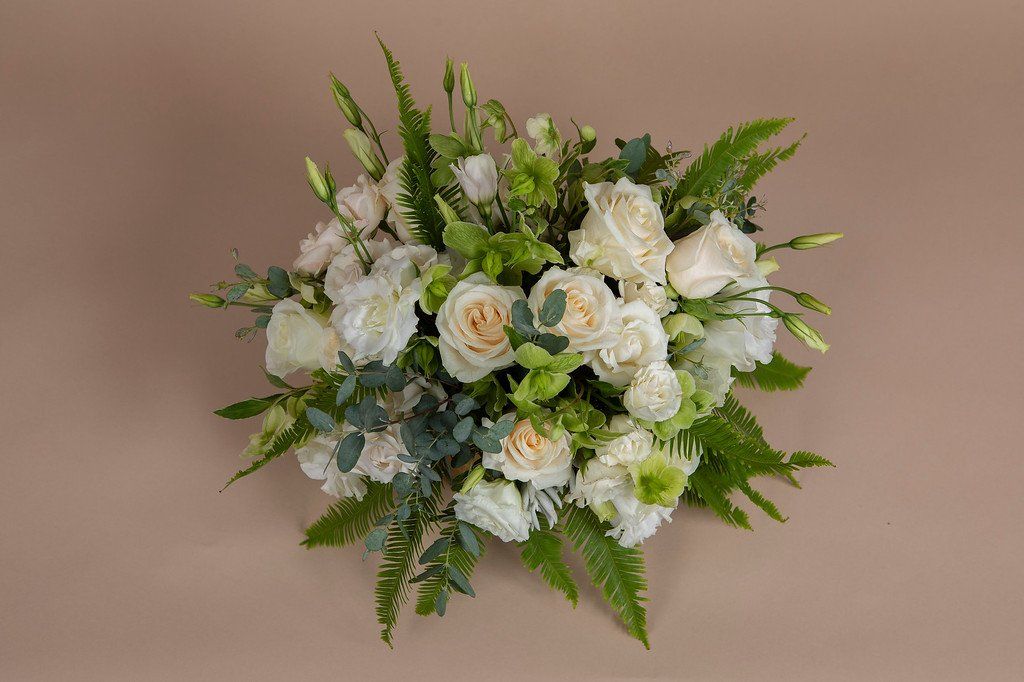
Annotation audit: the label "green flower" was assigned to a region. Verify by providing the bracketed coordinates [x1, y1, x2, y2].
[242, 405, 294, 458]
[629, 452, 687, 507]
[504, 138, 559, 207]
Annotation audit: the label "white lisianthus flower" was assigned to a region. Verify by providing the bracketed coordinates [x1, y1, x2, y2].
[527, 267, 621, 352]
[381, 377, 446, 417]
[293, 219, 349, 275]
[453, 479, 531, 543]
[619, 281, 676, 317]
[330, 274, 420, 365]
[379, 156, 416, 243]
[606, 491, 675, 548]
[353, 424, 414, 483]
[568, 179, 672, 284]
[666, 210, 761, 299]
[525, 113, 561, 157]
[623, 360, 683, 422]
[265, 299, 328, 378]
[586, 300, 669, 386]
[483, 418, 572, 489]
[450, 154, 498, 207]
[567, 459, 632, 508]
[323, 238, 396, 303]
[711, 282, 778, 370]
[436, 273, 525, 382]
[370, 243, 442, 288]
[594, 415, 655, 467]
[336, 174, 388, 230]
[296, 436, 368, 499]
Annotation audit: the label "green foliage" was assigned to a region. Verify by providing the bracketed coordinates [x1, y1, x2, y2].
[214, 395, 282, 420]
[738, 135, 804, 191]
[564, 506, 649, 648]
[733, 352, 811, 391]
[414, 515, 485, 617]
[519, 523, 579, 607]
[377, 37, 456, 249]
[301, 482, 395, 548]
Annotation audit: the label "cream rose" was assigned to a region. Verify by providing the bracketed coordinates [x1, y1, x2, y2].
[483, 418, 572, 489]
[353, 424, 414, 483]
[585, 300, 669, 386]
[265, 299, 327, 378]
[296, 436, 368, 499]
[623, 360, 683, 422]
[370, 243, 442, 288]
[666, 210, 761, 299]
[527, 267, 620, 352]
[619, 281, 676, 317]
[329, 273, 420, 365]
[454, 479, 531, 542]
[436, 273, 525, 382]
[568, 178, 672, 284]
[594, 415, 655, 467]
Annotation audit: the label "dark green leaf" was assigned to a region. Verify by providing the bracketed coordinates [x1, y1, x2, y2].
[447, 565, 475, 597]
[538, 289, 567, 327]
[305, 407, 336, 432]
[419, 538, 450, 564]
[336, 432, 365, 472]
[458, 522, 481, 557]
[364, 527, 387, 552]
[214, 396, 279, 420]
[225, 283, 249, 302]
[453, 417, 474, 443]
[336, 374, 357, 404]
[266, 266, 292, 298]
[385, 364, 407, 391]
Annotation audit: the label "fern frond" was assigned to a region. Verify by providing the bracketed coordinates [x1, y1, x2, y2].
[733, 352, 811, 392]
[716, 393, 765, 445]
[564, 506, 649, 648]
[519, 524, 579, 607]
[738, 481, 787, 522]
[301, 482, 394, 548]
[787, 451, 835, 469]
[374, 485, 440, 647]
[377, 36, 453, 249]
[414, 515, 485, 617]
[676, 118, 793, 199]
[738, 135, 804, 191]
[220, 418, 310, 491]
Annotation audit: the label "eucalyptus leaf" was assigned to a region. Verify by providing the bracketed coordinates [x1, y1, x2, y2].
[336, 374, 357, 404]
[453, 417, 474, 443]
[457, 522, 481, 557]
[538, 289, 567, 327]
[305, 407, 336, 432]
[364, 527, 387, 552]
[447, 565, 475, 597]
[266, 266, 292, 298]
[336, 432, 365, 472]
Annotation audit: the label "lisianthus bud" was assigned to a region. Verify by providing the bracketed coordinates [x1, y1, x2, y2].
[434, 195, 460, 225]
[783, 314, 830, 353]
[305, 156, 330, 202]
[756, 257, 780, 276]
[450, 154, 498, 208]
[443, 57, 455, 94]
[342, 129, 386, 181]
[459, 62, 477, 107]
[461, 465, 485, 493]
[795, 292, 831, 315]
[330, 75, 361, 128]
[789, 232, 844, 250]
[190, 293, 226, 308]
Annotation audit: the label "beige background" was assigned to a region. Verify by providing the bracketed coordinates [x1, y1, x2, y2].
[2, 0, 1023, 679]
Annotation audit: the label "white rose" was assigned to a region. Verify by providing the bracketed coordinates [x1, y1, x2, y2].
[623, 360, 683, 422]
[330, 274, 419, 365]
[379, 157, 416, 243]
[454, 479, 531, 543]
[296, 436, 368, 499]
[586, 300, 669, 386]
[450, 154, 498, 206]
[527, 267, 621, 352]
[567, 459, 631, 508]
[568, 178, 672, 284]
[265, 299, 327, 378]
[370, 243, 442, 288]
[436, 273, 525, 382]
[606, 491, 675, 548]
[323, 238, 395, 303]
[595, 415, 655, 467]
[353, 424, 414, 483]
[619, 281, 676, 317]
[336, 174, 387, 231]
[483, 418, 572, 489]
[666, 210, 761, 299]
[293, 218, 349, 275]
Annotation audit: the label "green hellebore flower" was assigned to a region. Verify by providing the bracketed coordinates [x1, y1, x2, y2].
[629, 452, 687, 507]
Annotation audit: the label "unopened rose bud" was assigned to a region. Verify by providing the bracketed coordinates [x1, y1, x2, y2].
[342, 128, 386, 181]
[459, 63, 477, 107]
[795, 292, 831, 315]
[789, 232, 844, 250]
[783, 314, 830, 353]
[305, 156, 330, 202]
[460, 466, 485, 493]
[442, 57, 455, 94]
[190, 293, 226, 308]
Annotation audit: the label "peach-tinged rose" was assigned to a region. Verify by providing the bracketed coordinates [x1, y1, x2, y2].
[483, 418, 572, 489]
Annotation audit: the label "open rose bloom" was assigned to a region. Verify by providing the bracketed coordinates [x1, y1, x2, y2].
[193, 41, 840, 649]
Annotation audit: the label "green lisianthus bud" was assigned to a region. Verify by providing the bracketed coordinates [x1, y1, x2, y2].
[590, 500, 617, 523]
[329, 75, 361, 128]
[433, 195, 460, 225]
[795, 292, 832, 315]
[783, 315, 830, 353]
[443, 57, 455, 94]
[460, 465, 485, 493]
[629, 452, 687, 507]
[305, 156, 330, 202]
[189, 293, 226, 308]
[342, 128, 386, 181]
[580, 124, 596, 142]
[789, 232, 844, 250]
[663, 313, 704, 344]
[459, 62, 477, 107]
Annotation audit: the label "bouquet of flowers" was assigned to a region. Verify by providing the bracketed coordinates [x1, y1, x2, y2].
[192, 39, 840, 648]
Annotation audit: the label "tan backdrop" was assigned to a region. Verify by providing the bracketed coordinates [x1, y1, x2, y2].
[2, 0, 1022, 679]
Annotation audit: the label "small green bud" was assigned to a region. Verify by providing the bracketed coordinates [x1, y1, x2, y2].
[663, 313, 704, 344]
[305, 156, 330, 202]
[783, 315, 830, 353]
[756, 256, 780, 276]
[461, 466, 485, 493]
[443, 57, 455, 94]
[789, 232, 844, 250]
[795, 292, 831, 315]
[342, 129, 386, 181]
[189, 293, 226, 308]
[329, 75, 361, 128]
[590, 500, 617, 523]
[242, 405, 295, 458]
[580, 125, 596, 141]
[459, 62, 477, 107]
